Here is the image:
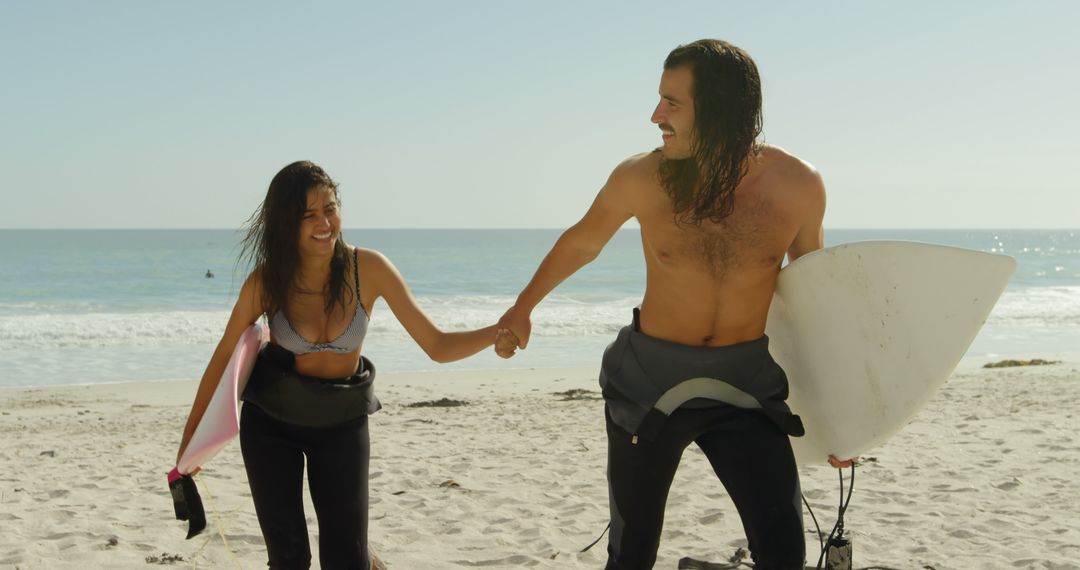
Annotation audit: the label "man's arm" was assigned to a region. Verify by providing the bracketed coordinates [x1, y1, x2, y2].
[782, 165, 854, 468]
[786, 167, 827, 262]
[497, 162, 637, 353]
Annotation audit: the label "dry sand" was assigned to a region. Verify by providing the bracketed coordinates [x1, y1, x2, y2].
[1, 357, 1078, 569]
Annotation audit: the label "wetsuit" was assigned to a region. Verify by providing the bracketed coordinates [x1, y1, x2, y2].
[240, 249, 377, 570]
[600, 309, 806, 570]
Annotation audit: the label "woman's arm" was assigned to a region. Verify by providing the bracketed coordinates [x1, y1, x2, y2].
[364, 249, 496, 363]
[175, 272, 264, 463]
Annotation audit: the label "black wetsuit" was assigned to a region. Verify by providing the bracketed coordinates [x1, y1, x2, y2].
[240, 402, 371, 569]
[238, 253, 378, 569]
[600, 310, 806, 569]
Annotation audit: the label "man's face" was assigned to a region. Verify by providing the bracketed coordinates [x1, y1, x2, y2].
[651, 65, 696, 159]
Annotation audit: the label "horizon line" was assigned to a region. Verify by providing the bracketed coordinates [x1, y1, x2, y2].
[0, 227, 1078, 232]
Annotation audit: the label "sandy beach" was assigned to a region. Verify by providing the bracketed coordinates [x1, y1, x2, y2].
[2, 356, 1078, 569]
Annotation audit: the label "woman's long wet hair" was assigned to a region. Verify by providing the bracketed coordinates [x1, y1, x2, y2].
[657, 39, 763, 226]
[239, 160, 352, 319]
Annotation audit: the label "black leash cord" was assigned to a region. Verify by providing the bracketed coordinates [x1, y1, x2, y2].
[580, 522, 609, 553]
[814, 462, 856, 570]
[590, 461, 904, 570]
[802, 491, 825, 555]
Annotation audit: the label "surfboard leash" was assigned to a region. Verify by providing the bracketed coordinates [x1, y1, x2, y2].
[190, 474, 244, 570]
[805, 462, 856, 570]
[584, 460, 905, 569]
[579, 522, 609, 553]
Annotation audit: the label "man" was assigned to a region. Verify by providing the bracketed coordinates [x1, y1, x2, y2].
[495, 40, 851, 569]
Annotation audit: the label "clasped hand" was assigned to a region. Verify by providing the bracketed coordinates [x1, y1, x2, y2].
[495, 328, 521, 358]
[494, 306, 530, 359]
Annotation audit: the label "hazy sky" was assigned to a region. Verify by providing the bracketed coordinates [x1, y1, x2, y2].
[2, 1, 1077, 229]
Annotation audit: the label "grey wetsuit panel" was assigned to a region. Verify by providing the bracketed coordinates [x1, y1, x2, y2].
[598, 319, 804, 440]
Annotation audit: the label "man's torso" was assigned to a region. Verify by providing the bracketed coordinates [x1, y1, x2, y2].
[622, 145, 819, 346]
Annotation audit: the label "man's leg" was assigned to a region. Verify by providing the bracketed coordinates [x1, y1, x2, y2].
[605, 407, 693, 570]
[696, 409, 805, 570]
[239, 403, 312, 569]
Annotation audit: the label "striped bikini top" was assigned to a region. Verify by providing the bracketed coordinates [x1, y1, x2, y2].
[269, 249, 369, 355]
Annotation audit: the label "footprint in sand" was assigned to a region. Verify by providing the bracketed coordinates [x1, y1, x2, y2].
[454, 554, 538, 567]
[698, 509, 724, 524]
[995, 478, 1022, 491]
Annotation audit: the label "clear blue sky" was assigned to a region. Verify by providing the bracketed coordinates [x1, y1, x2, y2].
[2, 1, 1077, 229]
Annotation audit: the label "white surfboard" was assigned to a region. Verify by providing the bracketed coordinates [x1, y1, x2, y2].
[176, 322, 268, 474]
[765, 241, 1015, 464]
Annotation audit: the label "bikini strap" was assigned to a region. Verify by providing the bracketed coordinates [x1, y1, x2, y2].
[353, 247, 361, 303]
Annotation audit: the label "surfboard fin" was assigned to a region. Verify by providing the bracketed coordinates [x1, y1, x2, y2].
[168, 468, 207, 539]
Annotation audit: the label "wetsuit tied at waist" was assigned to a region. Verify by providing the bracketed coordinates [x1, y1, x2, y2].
[241, 344, 381, 428]
[599, 310, 804, 442]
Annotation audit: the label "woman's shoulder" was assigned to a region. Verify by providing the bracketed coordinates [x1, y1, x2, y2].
[241, 264, 268, 289]
[231, 267, 269, 317]
[350, 245, 396, 282]
[351, 245, 390, 266]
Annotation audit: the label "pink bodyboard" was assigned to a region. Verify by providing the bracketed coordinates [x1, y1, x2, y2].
[176, 322, 268, 474]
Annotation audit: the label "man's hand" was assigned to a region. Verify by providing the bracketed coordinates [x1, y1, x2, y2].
[827, 455, 858, 469]
[495, 328, 521, 358]
[495, 305, 532, 358]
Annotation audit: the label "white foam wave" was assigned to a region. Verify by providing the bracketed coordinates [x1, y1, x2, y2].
[987, 286, 1080, 325]
[366, 294, 639, 339]
[0, 300, 112, 316]
[4, 287, 1073, 352]
[0, 295, 643, 351]
[0, 310, 231, 350]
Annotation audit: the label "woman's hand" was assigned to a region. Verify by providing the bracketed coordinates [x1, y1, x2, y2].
[495, 328, 521, 358]
[495, 305, 531, 355]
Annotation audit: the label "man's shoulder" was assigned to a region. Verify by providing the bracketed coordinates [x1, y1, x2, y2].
[602, 150, 659, 193]
[610, 150, 660, 179]
[757, 144, 825, 201]
[758, 144, 820, 183]
[588, 151, 662, 216]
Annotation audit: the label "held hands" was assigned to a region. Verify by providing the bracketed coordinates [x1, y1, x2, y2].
[495, 328, 521, 358]
[495, 305, 532, 358]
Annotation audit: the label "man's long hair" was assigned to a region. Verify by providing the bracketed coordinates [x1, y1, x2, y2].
[658, 39, 763, 225]
[238, 160, 353, 319]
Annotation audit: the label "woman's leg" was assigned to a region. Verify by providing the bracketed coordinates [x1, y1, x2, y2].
[306, 416, 371, 570]
[240, 403, 312, 569]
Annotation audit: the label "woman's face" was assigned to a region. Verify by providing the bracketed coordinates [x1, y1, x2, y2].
[297, 185, 341, 258]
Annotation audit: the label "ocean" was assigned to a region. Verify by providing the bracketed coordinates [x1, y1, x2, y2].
[1, 229, 1077, 388]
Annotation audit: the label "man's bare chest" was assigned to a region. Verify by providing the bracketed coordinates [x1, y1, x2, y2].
[640, 197, 791, 277]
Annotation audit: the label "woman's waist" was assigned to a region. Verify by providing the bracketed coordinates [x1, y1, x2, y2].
[243, 347, 381, 427]
[269, 342, 362, 381]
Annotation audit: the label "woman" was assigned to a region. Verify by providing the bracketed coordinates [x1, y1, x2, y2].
[176, 161, 500, 569]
